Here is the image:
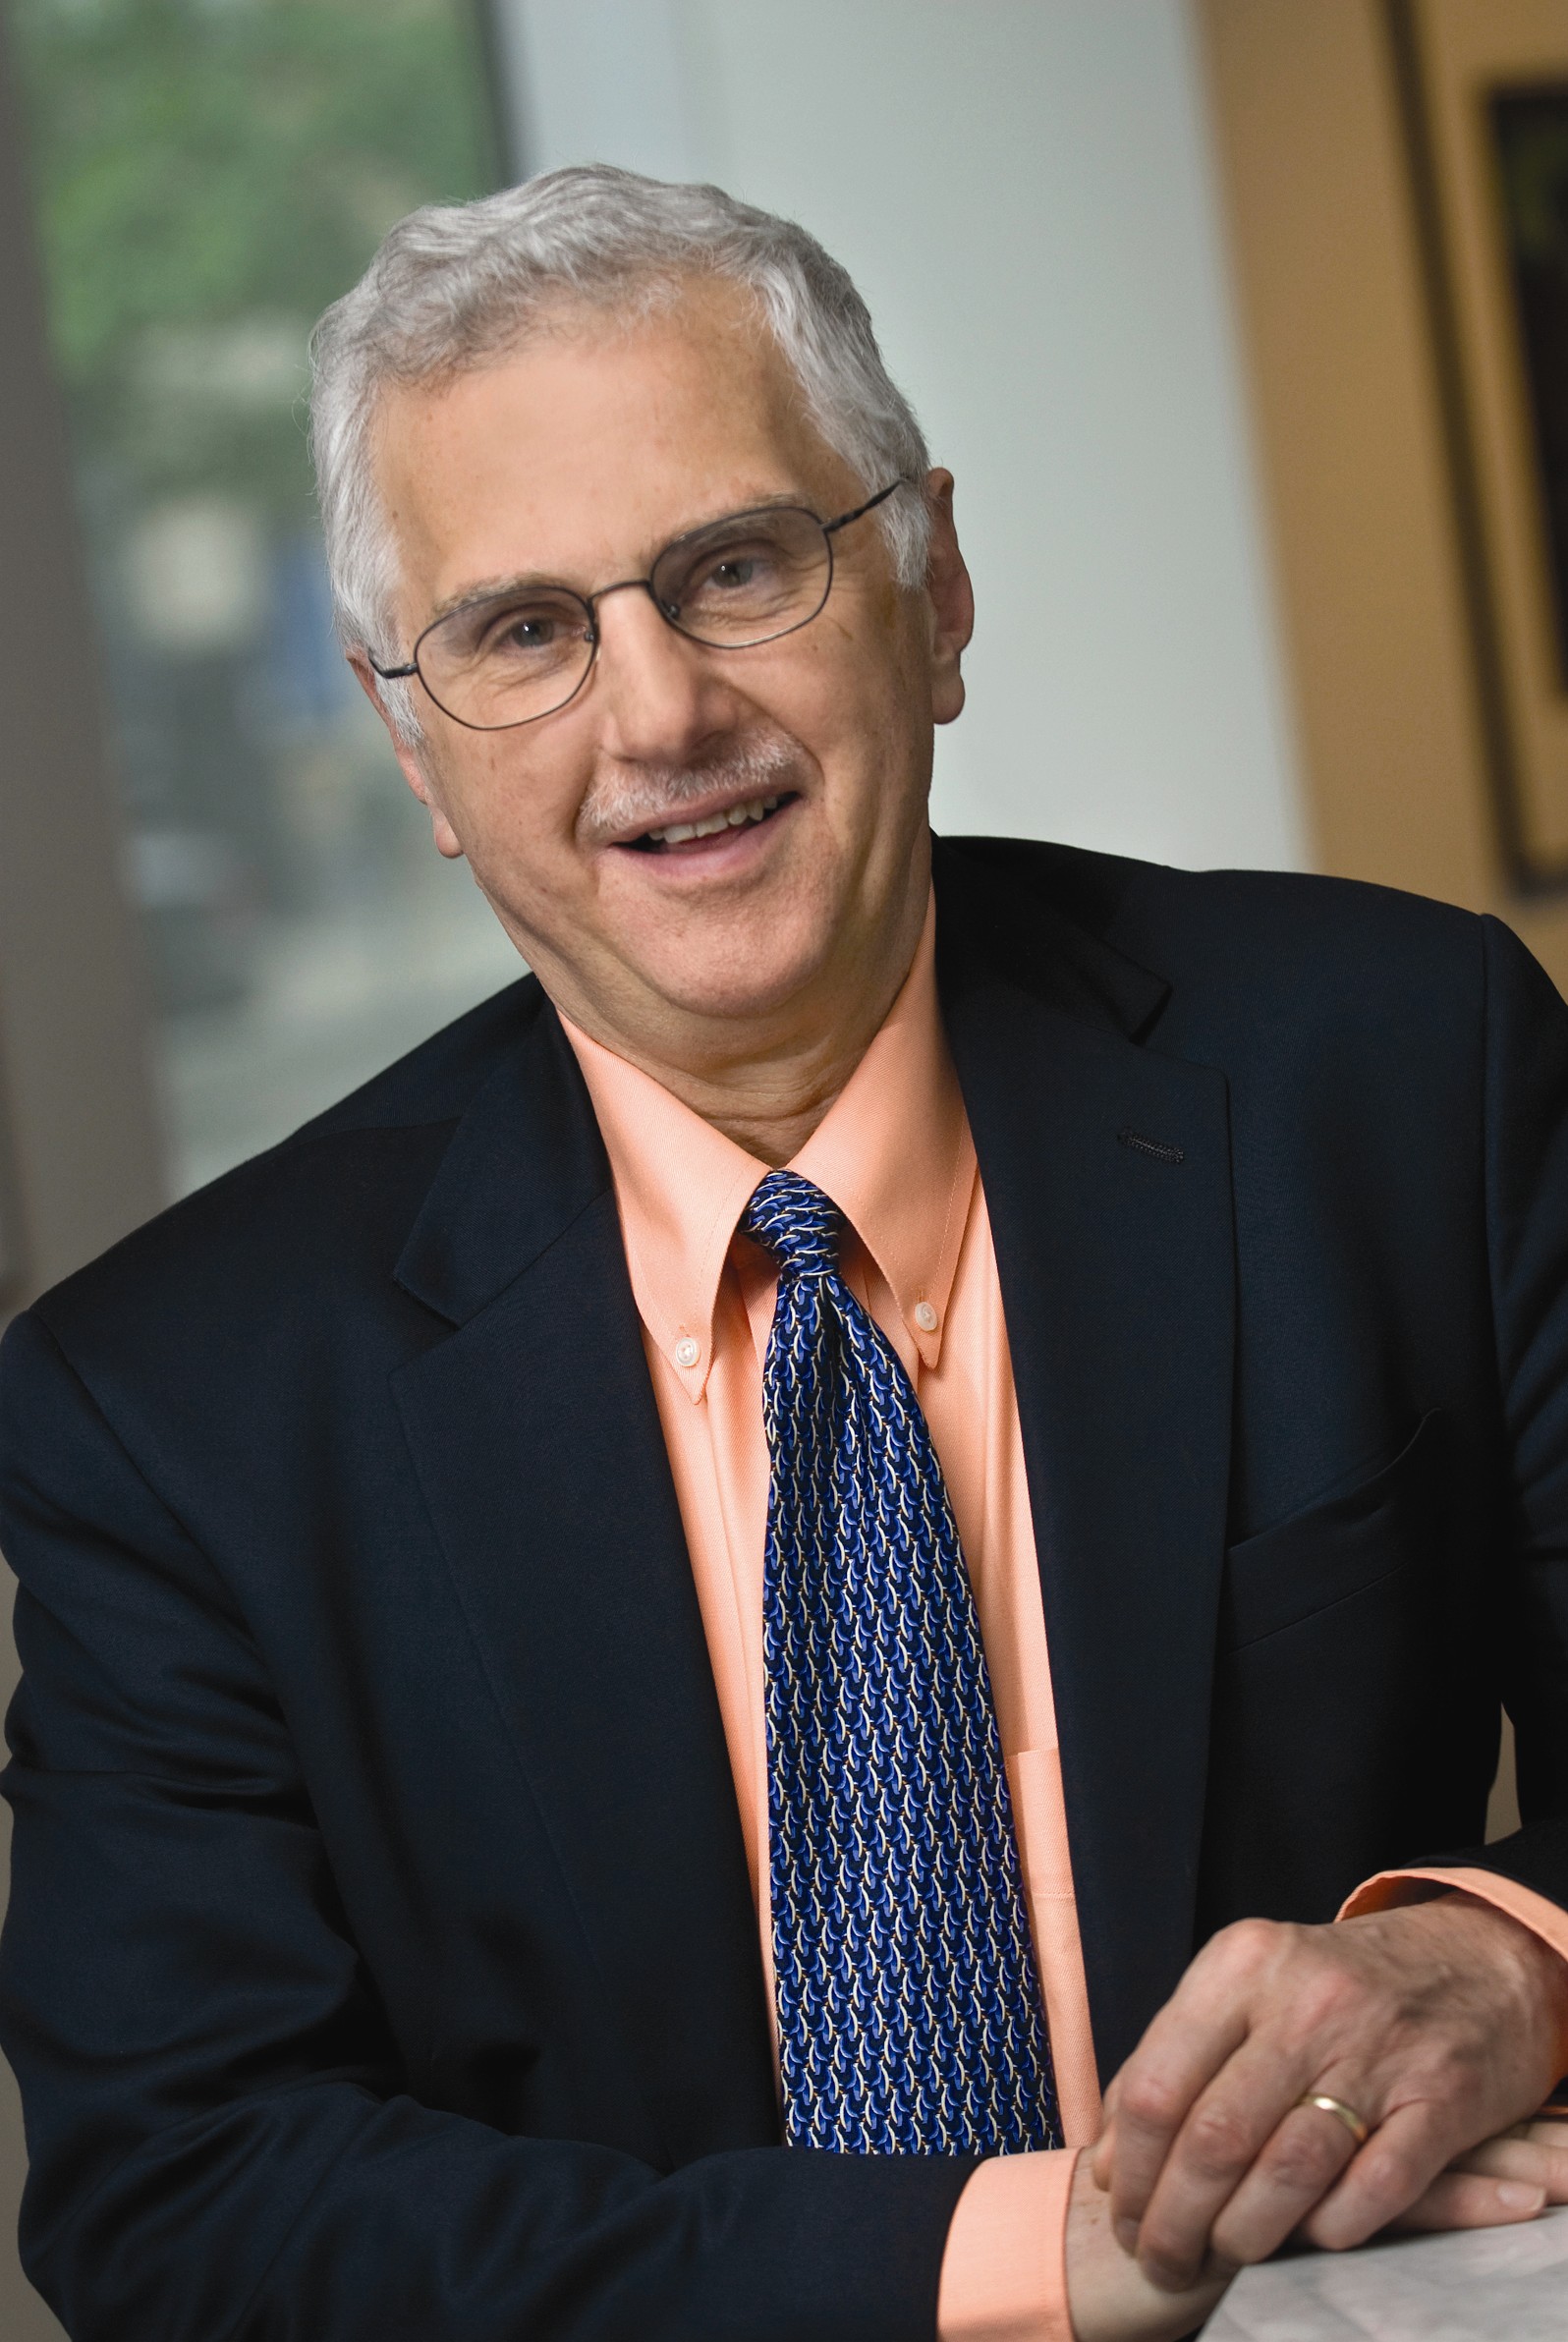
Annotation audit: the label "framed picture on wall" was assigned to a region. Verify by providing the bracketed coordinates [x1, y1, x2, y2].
[0, 1135, 16, 1303]
[1391, 0, 1568, 888]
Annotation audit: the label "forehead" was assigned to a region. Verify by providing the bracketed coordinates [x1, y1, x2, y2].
[372, 278, 857, 610]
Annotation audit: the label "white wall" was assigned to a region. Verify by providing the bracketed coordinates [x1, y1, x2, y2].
[493, 0, 1304, 873]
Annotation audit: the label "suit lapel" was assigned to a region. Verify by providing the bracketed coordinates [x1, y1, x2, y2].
[392, 994, 776, 2164]
[937, 844, 1237, 2082]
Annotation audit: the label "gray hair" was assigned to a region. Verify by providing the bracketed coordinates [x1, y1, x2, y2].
[308, 164, 932, 736]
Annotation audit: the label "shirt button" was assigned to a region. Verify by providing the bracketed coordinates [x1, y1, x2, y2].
[913, 1301, 939, 1334]
[674, 1335, 701, 1368]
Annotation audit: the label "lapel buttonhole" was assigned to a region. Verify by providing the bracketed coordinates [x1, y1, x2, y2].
[1117, 1128, 1185, 1166]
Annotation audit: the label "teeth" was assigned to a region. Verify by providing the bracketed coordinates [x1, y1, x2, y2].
[646, 795, 780, 847]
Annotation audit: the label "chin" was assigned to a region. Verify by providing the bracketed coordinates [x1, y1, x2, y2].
[620, 884, 845, 1026]
[654, 963, 824, 1026]
[640, 932, 833, 1027]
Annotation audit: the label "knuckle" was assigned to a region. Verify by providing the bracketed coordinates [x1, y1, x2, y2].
[1306, 1959, 1362, 2016]
[1119, 2071, 1185, 2133]
[1218, 1917, 1281, 1973]
[1183, 2101, 1255, 2181]
[1264, 2124, 1345, 2197]
[1211, 2238, 1268, 2273]
[1135, 2218, 1197, 2287]
[1207, 2211, 1275, 2270]
[1282, 1976, 1351, 2045]
[1434, 2042, 1493, 2102]
[1301, 2204, 1359, 2253]
[1358, 2144, 1424, 2211]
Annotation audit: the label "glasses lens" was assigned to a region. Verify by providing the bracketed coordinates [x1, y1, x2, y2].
[652, 507, 830, 646]
[420, 586, 594, 728]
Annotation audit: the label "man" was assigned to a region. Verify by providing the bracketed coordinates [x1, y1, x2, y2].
[4, 164, 1568, 2342]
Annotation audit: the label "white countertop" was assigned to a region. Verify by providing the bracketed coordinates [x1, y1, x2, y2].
[1201, 2205, 1568, 2338]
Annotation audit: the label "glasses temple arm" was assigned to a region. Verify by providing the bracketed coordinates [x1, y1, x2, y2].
[822, 477, 910, 536]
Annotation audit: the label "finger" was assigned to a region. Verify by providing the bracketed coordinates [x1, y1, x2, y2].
[1206, 2096, 1364, 2272]
[1090, 2113, 1116, 2193]
[1105, 1936, 1265, 2246]
[1089, 2078, 1120, 2193]
[1392, 2169, 1545, 2233]
[1065, 2147, 1233, 2342]
[1131, 2043, 1350, 2290]
[1301, 2101, 1459, 2253]
[1446, 2133, 1568, 2203]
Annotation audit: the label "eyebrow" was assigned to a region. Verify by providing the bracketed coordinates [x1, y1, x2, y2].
[422, 490, 814, 628]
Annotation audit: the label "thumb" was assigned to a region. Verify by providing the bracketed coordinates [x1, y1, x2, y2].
[1090, 2091, 1119, 2190]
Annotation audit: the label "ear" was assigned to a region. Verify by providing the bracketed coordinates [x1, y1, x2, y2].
[921, 470, 974, 728]
[348, 650, 466, 860]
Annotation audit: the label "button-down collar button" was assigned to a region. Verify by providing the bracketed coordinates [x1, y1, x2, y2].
[674, 1335, 701, 1368]
[913, 1301, 939, 1334]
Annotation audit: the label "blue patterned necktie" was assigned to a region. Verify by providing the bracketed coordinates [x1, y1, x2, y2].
[744, 1168, 1060, 2155]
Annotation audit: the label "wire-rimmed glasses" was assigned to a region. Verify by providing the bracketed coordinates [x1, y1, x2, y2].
[367, 479, 907, 731]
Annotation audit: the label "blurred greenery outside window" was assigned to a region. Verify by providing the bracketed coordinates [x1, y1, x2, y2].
[12, 0, 521, 1193]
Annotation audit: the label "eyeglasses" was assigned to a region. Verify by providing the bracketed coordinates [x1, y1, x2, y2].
[367, 479, 907, 731]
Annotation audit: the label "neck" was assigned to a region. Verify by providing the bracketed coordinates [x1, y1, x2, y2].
[625, 1014, 895, 1168]
[538, 899, 928, 1167]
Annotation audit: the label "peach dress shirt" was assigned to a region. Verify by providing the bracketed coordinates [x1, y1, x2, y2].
[561, 897, 1568, 2342]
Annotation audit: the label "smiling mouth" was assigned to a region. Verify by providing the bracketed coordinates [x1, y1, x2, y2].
[621, 792, 797, 853]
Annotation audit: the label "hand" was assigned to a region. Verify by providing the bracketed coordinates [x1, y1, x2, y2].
[1090, 1894, 1568, 2292]
[1396, 2116, 1568, 2233]
[1064, 2150, 1231, 2342]
[1068, 2121, 1568, 2341]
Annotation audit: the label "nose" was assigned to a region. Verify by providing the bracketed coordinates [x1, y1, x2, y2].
[587, 580, 729, 763]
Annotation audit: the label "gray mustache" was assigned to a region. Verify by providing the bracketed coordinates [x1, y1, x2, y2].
[580, 736, 805, 844]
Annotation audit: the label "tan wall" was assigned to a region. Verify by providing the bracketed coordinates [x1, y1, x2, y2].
[1194, 0, 1568, 1841]
[1196, 0, 1568, 990]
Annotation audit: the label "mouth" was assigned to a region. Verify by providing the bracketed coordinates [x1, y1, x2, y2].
[617, 790, 799, 855]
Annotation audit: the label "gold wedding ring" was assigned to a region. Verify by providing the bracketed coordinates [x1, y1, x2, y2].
[1295, 2092, 1372, 2148]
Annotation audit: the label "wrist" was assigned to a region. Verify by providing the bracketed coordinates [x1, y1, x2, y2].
[1065, 2152, 1231, 2342]
[1427, 1890, 1568, 2085]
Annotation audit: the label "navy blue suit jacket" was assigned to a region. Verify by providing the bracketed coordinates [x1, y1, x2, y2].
[3, 836, 1568, 2340]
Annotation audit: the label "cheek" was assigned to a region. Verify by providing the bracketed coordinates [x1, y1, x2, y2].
[775, 639, 903, 783]
[437, 736, 584, 861]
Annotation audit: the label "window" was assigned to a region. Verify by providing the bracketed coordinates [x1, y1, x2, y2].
[13, 0, 521, 1193]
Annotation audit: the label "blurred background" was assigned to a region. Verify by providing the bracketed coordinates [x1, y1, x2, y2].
[1, 1, 1566, 2328]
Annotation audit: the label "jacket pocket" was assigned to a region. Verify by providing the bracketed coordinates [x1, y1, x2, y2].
[1220, 1410, 1446, 1651]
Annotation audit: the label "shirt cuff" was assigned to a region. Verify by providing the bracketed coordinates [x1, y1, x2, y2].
[936, 2147, 1079, 2342]
[1338, 1866, 1568, 2081]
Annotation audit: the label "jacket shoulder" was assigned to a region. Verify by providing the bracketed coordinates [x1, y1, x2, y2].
[941, 834, 1484, 968]
[16, 974, 546, 1364]
[287, 970, 544, 1140]
[941, 834, 1502, 1015]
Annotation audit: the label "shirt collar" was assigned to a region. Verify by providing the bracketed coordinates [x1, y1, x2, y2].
[559, 893, 975, 1399]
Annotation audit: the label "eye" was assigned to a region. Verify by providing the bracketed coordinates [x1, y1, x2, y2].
[677, 538, 786, 608]
[705, 553, 765, 590]
[472, 599, 586, 659]
[649, 509, 823, 634]
[499, 612, 560, 649]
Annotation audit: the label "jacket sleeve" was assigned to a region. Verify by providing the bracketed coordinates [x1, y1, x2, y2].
[0, 1309, 970, 2342]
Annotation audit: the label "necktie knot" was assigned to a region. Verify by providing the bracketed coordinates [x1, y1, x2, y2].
[742, 1169, 843, 1278]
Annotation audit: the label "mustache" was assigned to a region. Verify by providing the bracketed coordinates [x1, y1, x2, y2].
[578, 734, 808, 845]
